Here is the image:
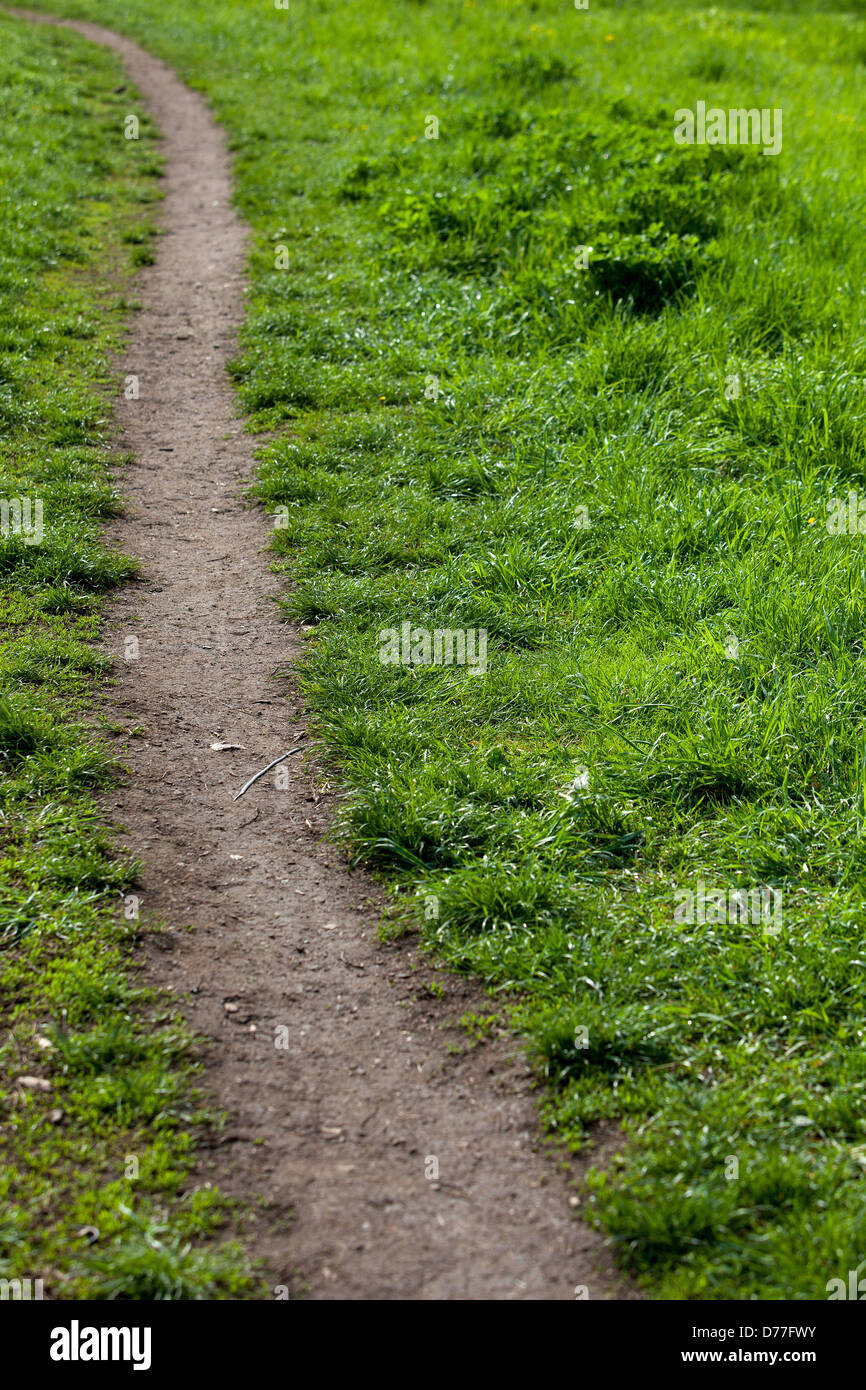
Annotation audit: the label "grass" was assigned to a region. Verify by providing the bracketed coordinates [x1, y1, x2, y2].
[18, 0, 866, 1298]
[0, 13, 253, 1299]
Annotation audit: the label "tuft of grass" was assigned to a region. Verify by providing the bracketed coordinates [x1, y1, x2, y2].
[81, 1220, 251, 1301]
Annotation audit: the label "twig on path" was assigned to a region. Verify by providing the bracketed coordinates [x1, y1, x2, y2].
[233, 741, 306, 801]
[340, 953, 365, 970]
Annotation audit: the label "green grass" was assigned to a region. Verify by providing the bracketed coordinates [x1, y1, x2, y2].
[19, 0, 866, 1298]
[0, 14, 253, 1299]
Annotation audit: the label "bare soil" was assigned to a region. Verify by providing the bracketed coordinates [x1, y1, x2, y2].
[16, 8, 637, 1301]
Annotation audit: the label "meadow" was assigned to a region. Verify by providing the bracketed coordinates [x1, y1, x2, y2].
[11, 0, 866, 1297]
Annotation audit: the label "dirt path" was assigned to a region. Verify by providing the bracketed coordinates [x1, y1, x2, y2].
[16, 9, 634, 1300]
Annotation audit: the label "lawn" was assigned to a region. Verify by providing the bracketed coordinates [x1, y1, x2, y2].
[16, 0, 866, 1297]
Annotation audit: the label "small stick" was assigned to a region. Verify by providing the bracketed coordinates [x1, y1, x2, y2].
[233, 742, 306, 801]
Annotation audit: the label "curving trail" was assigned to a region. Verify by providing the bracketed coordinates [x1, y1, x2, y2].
[12, 8, 635, 1300]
